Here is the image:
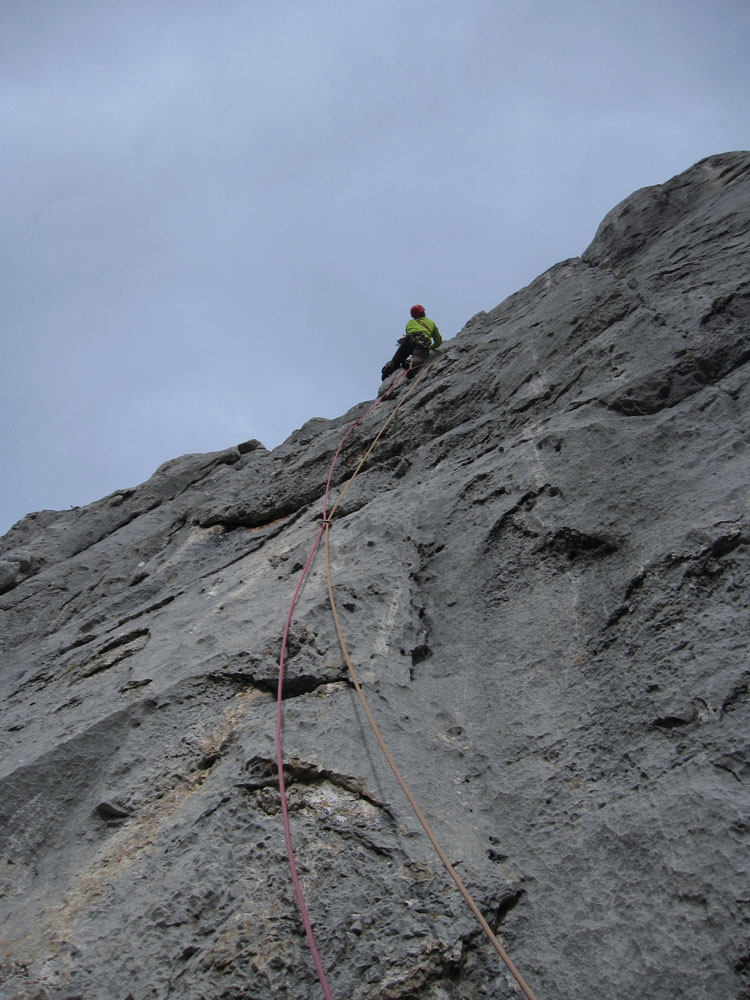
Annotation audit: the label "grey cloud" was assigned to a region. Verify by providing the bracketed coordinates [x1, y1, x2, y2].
[1, 0, 748, 531]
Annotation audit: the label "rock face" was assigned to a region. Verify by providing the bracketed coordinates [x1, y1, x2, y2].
[1, 151, 748, 1000]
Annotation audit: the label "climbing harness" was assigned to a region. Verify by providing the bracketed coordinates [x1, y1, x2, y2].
[399, 330, 431, 351]
[276, 361, 538, 1000]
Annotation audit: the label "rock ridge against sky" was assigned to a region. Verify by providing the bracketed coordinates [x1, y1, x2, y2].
[1, 152, 749, 999]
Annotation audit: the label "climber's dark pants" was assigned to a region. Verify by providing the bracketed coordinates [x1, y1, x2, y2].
[384, 335, 430, 380]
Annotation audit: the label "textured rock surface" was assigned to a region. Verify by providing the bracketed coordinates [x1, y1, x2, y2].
[1, 151, 748, 1000]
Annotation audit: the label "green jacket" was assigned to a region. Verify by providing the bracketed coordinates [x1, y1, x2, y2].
[405, 316, 442, 348]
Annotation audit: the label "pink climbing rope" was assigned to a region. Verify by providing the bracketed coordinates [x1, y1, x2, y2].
[275, 373, 406, 999]
[275, 519, 332, 998]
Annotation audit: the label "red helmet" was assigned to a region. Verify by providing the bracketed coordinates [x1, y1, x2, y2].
[410, 304, 426, 318]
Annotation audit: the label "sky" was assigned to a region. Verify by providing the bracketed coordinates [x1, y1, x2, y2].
[1, 0, 748, 535]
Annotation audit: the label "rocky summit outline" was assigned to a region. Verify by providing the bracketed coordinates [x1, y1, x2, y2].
[1, 151, 749, 1000]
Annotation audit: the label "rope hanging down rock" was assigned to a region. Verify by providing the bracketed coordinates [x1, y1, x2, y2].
[275, 371, 409, 999]
[277, 361, 539, 1000]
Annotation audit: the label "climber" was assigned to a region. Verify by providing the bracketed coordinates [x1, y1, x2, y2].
[381, 305, 442, 382]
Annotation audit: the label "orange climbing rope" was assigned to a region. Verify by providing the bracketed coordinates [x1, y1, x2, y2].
[322, 364, 538, 1000]
[278, 360, 539, 999]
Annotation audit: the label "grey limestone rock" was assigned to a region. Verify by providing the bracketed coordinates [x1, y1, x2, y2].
[1, 151, 749, 1000]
